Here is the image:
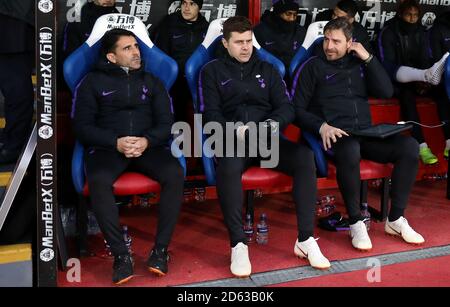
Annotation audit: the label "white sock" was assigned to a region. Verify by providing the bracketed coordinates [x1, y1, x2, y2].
[419, 142, 428, 149]
[395, 66, 426, 83]
[424, 52, 449, 85]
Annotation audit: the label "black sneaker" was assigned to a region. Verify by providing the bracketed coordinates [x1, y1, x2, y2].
[147, 247, 169, 276]
[112, 254, 134, 285]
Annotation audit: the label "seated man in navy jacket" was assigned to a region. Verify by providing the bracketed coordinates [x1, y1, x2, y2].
[292, 17, 424, 252]
[201, 16, 330, 278]
[72, 29, 184, 285]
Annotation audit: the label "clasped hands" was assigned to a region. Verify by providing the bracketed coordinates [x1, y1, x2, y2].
[117, 136, 149, 158]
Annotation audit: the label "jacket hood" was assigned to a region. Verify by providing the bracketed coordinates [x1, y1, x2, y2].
[435, 11, 450, 27]
[260, 9, 297, 33]
[95, 58, 145, 75]
[81, 2, 118, 24]
[173, 11, 208, 30]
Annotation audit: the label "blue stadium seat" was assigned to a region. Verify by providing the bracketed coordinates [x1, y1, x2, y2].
[185, 18, 292, 219]
[289, 21, 392, 221]
[64, 13, 185, 196]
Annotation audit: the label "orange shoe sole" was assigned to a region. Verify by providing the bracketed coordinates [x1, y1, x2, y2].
[114, 275, 133, 285]
[148, 267, 166, 277]
[385, 233, 424, 245]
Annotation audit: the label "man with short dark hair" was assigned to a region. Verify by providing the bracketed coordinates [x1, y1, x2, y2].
[201, 16, 330, 278]
[316, 0, 372, 53]
[293, 17, 425, 252]
[72, 28, 184, 285]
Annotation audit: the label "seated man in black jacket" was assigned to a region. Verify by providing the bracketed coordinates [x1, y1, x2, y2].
[72, 29, 184, 285]
[254, 0, 306, 78]
[379, 0, 448, 164]
[201, 16, 330, 278]
[152, 0, 209, 122]
[293, 17, 424, 252]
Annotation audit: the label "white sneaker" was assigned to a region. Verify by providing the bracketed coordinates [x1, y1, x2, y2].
[385, 216, 425, 244]
[230, 242, 251, 278]
[349, 220, 372, 251]
[424, 52, 449, 85]
[294, 237, 331, 270]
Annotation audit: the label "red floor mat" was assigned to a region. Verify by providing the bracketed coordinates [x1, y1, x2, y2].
[271, 255, 450, 287]
[58, 180, 450, 287]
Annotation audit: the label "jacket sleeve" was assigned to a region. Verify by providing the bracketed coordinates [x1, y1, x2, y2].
[379, 27, 400, 80]
[71, 75, 118, 149]
[364, 56, 394, 98]
[292, 59, 325, 134]
[152, 16, 170, 55]
[430, 25, 444, 63]
[62, 22, 83, 60]
[143, 76, 173, 147]
[355, 24, 373, 54]
[200, 64, 228, 127]
[267, 66, 294, 130]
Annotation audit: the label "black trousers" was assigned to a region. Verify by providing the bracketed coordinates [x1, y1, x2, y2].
[0, 52, 34, 151]
[432, 84, 450, 140]
[332, 134, 419, 223]
[216, 138, 317, 247]
[395, 83, 425, 144]
[85, 146, 184, 256]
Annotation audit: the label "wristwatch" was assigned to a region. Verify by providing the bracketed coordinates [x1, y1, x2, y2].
[263, 119, 279, 134]
[364, 53, 374, 64]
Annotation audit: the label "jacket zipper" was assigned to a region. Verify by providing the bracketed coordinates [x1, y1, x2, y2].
[348, 69, 358, 129]
[241, 64, 249, 122]
[127, 73, 133, 135]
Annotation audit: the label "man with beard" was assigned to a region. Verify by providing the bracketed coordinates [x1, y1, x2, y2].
[254, 0, 306, 79]
[378, 0, 449, 165]
[72, 29, 185, 284]
[63, 0, 118, 58]
[152, 0, 209, 122]
[292, 17, 425, 253]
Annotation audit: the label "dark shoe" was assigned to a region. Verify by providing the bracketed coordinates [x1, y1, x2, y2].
[112, 254, 134, 285]
[147, 247, 169, 276]
[0, 148, 20, 164]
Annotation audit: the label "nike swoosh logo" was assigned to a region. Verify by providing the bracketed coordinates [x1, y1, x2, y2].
[173, 34, 184, 39]
[297, 245, 308, 257]
[102, 90, 116, 96]
[326, 73, 338, 80]
[265, 41, 275, 46]
[387, 224, 401, 235]
[221, 79, 232, 86]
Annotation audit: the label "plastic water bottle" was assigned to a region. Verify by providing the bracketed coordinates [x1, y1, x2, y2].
[360, 203, 371, 230]
[122, 225, 133, 255]
[256, 213, 269, 245]
[243, 213, 254, 243]
[103, 239, 113, 257]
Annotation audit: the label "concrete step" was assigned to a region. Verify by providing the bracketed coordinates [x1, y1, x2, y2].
[0, 243, 33, 287]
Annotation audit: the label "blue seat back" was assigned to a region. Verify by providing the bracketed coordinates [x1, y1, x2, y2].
[64, 14, 182, 193]
[289, 21, 329, 177]
[185, 18, 286, 185]
[289, 21, 327, 77]
[445, 56, 450, 100]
